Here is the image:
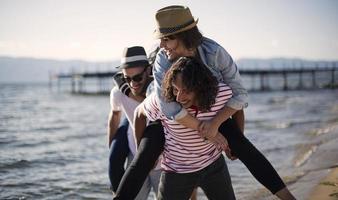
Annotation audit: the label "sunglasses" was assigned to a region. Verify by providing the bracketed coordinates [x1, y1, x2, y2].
[124, 67, 147, 83]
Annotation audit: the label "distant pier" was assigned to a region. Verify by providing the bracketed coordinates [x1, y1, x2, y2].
[241, 66, 338, 91]
[50, 65, 338, 94]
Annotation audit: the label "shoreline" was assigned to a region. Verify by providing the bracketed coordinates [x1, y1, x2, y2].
[282, 120, 338, 200]
[244, 118, 338, 200]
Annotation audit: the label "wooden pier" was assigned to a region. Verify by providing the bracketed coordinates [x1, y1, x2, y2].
[50, 66, 338, 94]
[241, 66, 338, 91]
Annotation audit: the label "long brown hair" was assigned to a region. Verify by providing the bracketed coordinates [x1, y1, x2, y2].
[162, 57, 218, 111]
[167, 27, 203, 50]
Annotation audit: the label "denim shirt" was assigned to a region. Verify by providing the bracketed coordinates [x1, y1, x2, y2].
[153, 37, 248, 120]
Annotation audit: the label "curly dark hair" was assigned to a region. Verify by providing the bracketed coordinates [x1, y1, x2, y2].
[162, 57, 218, 111]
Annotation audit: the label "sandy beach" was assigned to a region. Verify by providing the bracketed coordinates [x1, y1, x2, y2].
[308, 167, 338, 200]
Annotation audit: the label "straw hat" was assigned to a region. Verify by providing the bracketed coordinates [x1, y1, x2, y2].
[154, 5, 198, 39]
[119, 46, 149, 69]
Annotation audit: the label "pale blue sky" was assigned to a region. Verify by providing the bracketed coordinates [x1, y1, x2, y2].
[0, 0, 337, 61]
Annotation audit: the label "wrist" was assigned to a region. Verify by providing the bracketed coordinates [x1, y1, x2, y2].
[211, 117, 222, 130]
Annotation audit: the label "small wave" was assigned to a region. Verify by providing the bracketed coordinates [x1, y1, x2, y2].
[294, 144, 318, 167]
[307, 124, 338, 136]
[267, 96, 289, 105]
[12, 140, 53, 148]
[250, 121, 292, 130]
[249, 119, 322, 130]
[32, 125, 70, 132]
[263, 143, 296, 154]
[0, 159, 31, 170]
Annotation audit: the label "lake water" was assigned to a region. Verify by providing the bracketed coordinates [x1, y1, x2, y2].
[1, 83, 338, 199]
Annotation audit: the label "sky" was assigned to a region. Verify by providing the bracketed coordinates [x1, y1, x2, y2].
[0, 0, 337, 62]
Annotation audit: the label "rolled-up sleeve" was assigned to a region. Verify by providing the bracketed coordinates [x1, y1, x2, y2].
[216, 47, 248, 110]
[153, 50, 186, 120]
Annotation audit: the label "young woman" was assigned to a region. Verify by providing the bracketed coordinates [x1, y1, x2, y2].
[135, 57, 237, 199]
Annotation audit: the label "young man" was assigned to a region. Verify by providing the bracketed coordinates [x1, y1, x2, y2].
[134, 57, 236, 199]
[107, 46, 161, 199]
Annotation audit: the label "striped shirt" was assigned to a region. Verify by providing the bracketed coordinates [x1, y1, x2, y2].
[142, 83, 233, 173]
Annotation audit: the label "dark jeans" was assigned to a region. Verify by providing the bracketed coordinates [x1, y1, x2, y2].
[113, 118, 286, 200]
[158, 156, 235, 200]
[108, 118, 129, 192]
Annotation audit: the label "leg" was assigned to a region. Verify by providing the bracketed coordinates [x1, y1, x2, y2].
[108, 118, 129, 192]
[199, 156, 236, 200]
[158, 171, 198, 200]
[219, 118, 286, 194]
[114, 121, 165, 200]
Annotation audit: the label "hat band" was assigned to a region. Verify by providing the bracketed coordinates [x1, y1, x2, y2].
[121, 55, 148, 64]
[159, 19, 194, 34]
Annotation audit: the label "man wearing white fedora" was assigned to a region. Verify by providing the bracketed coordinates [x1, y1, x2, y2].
[107, 46, 161, 200]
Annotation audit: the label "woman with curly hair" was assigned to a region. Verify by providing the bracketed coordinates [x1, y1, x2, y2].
[134, 57, 236, 199]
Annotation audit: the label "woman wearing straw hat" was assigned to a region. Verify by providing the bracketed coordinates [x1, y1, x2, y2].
[114, 5, 296, 200]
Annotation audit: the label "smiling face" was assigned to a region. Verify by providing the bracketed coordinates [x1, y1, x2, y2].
[172, 73, 197, 108]
[122, 66, 148, 96]
[160, 37, 192, 61]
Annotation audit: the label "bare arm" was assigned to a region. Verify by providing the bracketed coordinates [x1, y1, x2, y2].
[133, 104, 147, 147]
[107, 110, 121, 148]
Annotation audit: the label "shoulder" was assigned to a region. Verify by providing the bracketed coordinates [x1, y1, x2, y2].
[200, 37, 222, 55]
[153, 48, 172, 73]
[217, 83, 233, 96]
[112, 72, 131, 96]
[110, 87, 124, 99]
[143, 92, 157, 105]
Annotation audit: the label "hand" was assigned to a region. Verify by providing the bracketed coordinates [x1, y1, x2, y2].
[225, 150, 238, 161]
[198, 120, 218, 140]
[207, 132, 230, 152]
[205, 131, 238, 161]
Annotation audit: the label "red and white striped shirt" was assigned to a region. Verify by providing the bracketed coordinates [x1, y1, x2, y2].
[142, 83, 233, 173]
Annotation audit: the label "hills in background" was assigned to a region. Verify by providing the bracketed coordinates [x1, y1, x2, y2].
[0, 56, 120, 83]
[0, 56, 337, 83]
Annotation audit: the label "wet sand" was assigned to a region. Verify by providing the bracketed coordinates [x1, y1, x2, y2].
[308, 167, 338, 200]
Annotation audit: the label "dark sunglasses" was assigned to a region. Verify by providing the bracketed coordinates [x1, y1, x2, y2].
[124, 67, 147, 83]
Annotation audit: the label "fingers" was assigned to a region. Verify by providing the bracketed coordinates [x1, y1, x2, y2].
[215, 134, 227, 151]
[208, 133, 229, 152]
[198, 120, 205, 132]
[198, 121, 207, 137]
[225, 149, 232, 159]
[205, 132, 238, 161]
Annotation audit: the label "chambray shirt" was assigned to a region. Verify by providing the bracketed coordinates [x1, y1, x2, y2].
[153, 37, 248, 120]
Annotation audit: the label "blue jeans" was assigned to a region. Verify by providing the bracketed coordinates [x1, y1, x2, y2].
[108, 118, 129, 192]
[158, 156, 236, 200]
